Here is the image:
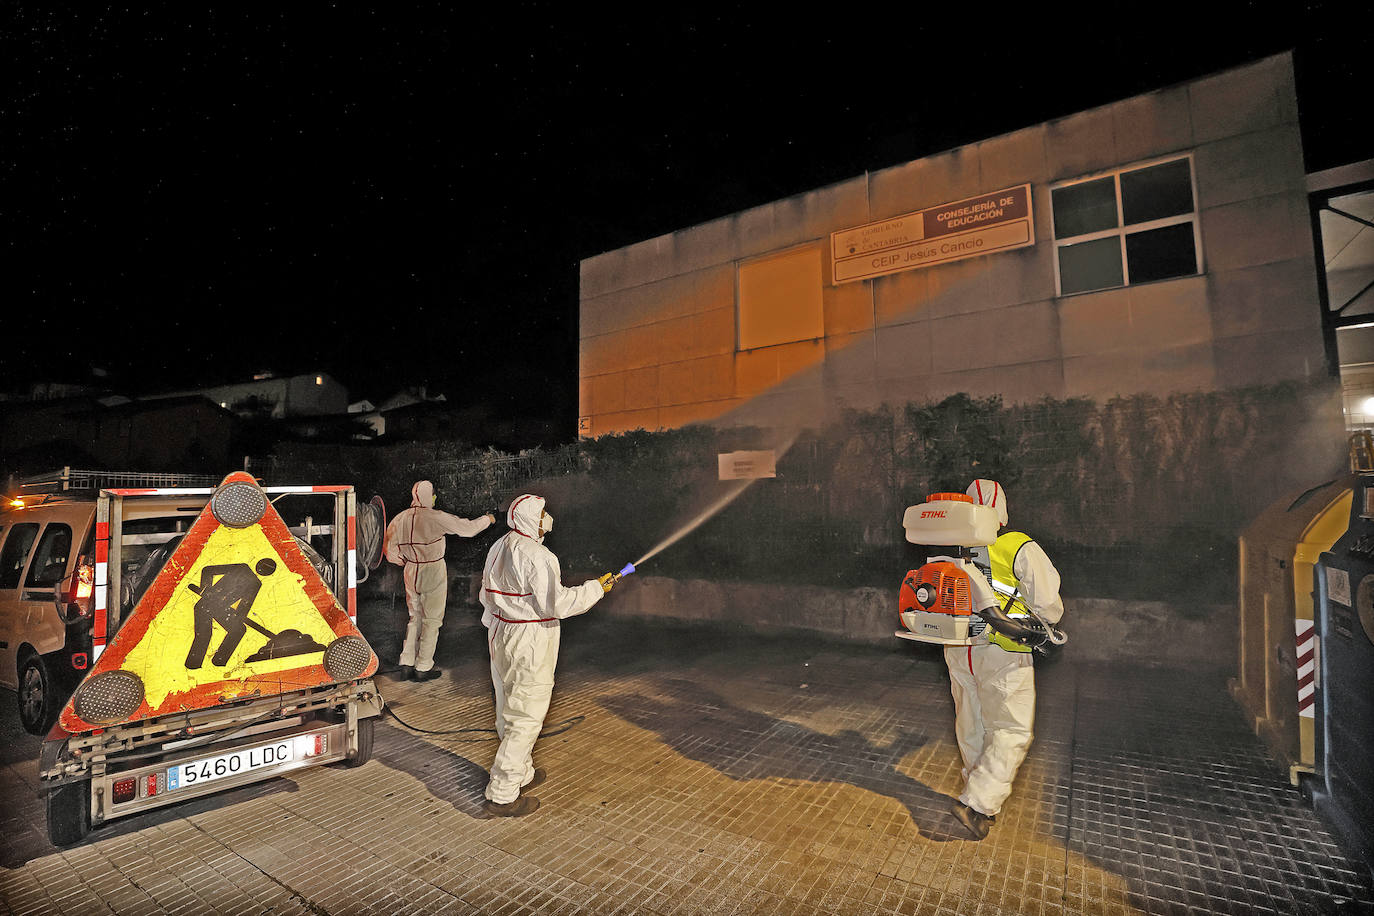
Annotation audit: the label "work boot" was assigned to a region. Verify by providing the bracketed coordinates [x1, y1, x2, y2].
[410, 666, 442, 682]
[396, 665, 415, 681]
[950, 801, 994, 840]
[520, 768, 547, 794]
[484, 795, 540, 818]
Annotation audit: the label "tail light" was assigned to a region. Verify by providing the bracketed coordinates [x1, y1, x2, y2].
[57, 557, 95, 623]
[112, 776, 137, 804]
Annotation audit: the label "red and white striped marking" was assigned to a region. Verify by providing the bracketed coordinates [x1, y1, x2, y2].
[346, 509, 357, 621]
[93, 521, 110, 664]
[1296, 618, 1316, 719]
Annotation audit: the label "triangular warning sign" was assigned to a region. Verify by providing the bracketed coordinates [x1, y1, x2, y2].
[59, 472, 378, 733]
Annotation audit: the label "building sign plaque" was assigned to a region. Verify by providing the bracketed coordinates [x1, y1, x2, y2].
[831, 184, 1034, 283]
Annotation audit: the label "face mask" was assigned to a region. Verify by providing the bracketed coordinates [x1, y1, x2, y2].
[539, 511, 554, 537]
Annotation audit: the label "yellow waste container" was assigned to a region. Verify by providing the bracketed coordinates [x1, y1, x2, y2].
[1231, 476, 1354, 785]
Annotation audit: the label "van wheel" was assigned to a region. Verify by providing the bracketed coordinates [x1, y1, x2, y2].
[46, 781, 90, 847]
[341, 716, 374, 767]
[19, 654, 58, 735]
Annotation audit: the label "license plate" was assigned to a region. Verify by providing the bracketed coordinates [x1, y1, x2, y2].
[168, 738, 297, 790]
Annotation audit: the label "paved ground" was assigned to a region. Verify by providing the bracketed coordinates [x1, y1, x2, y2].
[1, 595, 1371, 915]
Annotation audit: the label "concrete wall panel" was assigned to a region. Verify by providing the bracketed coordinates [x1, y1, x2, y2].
[872, 266, 930, 328]
[929, 311, 993, 374]
[734, 348, 778, 400]
[771, 340, 827, 390]
[997, 359, 1066, 400]
[868, 146, 982, 218]
[990, 300, 1062, 366]
[977, 124, 1050, 191]
[923, 256, 993, 321]
[1195, 125, 1306, 210]
[978, 225, 1057, 307]
[687, 307, 737, 359]
[875, 321, 933, 381]
[1127, 277, 1212, 351]
[1189, 55, 1287, 145]
[1112, 84, 1194, 164]
[623, 366, 661, 412]
[592, 407, 660, 436]
[581, 263, 735, 337]
[1209, 260, 1324, 340]
[822, 331, 879, 388]
[590, 371, 626, 416]
[659, 354, 735, 406]
[1203, 192, 1307, 272]
[1213, 331, 1328, 389]
[1137, 341, 1217, 391]
[1063, 341, 1215, 400]
[1046, 106, 1118, 181]
[659, 399, 739, 430]
[1059, 287, 1133, 358]
[823, 279, 875, 337]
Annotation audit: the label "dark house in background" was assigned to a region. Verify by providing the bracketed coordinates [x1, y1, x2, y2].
[0, 395, 238, 482]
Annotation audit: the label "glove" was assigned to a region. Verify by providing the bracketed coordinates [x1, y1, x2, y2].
[597, 573, 616, 594]
[485, 509, 503, 526]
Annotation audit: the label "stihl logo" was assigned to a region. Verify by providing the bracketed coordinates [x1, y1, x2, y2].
[921, 510, 947, 519]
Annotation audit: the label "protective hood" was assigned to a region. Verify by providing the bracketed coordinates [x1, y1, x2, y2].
[507, 493, 547, 541]
[411, 480, 436, 509]
[966, 479, 1008, 528]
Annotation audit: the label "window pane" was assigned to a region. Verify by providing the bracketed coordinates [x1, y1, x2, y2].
[1052, 177, 1118, 238]
[0, 522, 40, 590]
[1125, 223, 1198, 283]
[1059, 237, 1124, 294]
[25, 524, 72, 588]
[1121, 159, 1194, 225]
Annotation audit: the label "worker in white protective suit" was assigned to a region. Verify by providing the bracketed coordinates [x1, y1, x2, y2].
[479, 494, 615, 817]
[945, 478, 1064, 840]
[384, 480, 495, 681]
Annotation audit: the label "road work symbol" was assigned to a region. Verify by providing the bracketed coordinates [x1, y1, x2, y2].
[184, 557, 326, 669]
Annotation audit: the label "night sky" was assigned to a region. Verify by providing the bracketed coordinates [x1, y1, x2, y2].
[4, 4, 1371, 437]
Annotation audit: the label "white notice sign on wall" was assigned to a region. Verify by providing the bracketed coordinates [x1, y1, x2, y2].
[718, 450, 777, 480]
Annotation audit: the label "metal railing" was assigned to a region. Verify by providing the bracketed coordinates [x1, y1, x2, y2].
[20, 467, 222, 493]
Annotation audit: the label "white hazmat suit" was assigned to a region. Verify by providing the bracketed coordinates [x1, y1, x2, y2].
[944, 479, 1063, 835]
[384, 481, 493, 674]
[480, 494, 605, 807]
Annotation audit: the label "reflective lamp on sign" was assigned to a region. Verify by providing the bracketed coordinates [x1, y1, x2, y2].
[73, 669, 146, 725]
[210, 481, 268, 528]
[323, 634, 373, 682]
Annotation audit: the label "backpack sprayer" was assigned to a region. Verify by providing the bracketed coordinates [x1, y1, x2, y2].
[897, 493, 1067, 651]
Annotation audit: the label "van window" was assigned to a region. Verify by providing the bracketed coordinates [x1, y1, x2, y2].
[0, 523, 40, 590]
[25, 523, 73, 589]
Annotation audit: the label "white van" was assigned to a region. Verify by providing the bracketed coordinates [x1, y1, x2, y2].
[0, 469, 219, 734]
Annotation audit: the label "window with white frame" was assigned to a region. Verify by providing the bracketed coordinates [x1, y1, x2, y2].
[1051, 155, 1202, 296]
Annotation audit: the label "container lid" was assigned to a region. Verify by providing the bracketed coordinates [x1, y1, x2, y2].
[926, 492, 973, 503]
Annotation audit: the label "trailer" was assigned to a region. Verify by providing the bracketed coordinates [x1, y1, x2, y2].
[35, 471, 385, 846]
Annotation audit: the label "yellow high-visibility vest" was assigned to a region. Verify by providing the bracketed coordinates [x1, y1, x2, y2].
[987, 531, 1034, 653]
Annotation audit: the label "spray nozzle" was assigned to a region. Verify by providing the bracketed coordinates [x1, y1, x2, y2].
[602, 562, 637, 593]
